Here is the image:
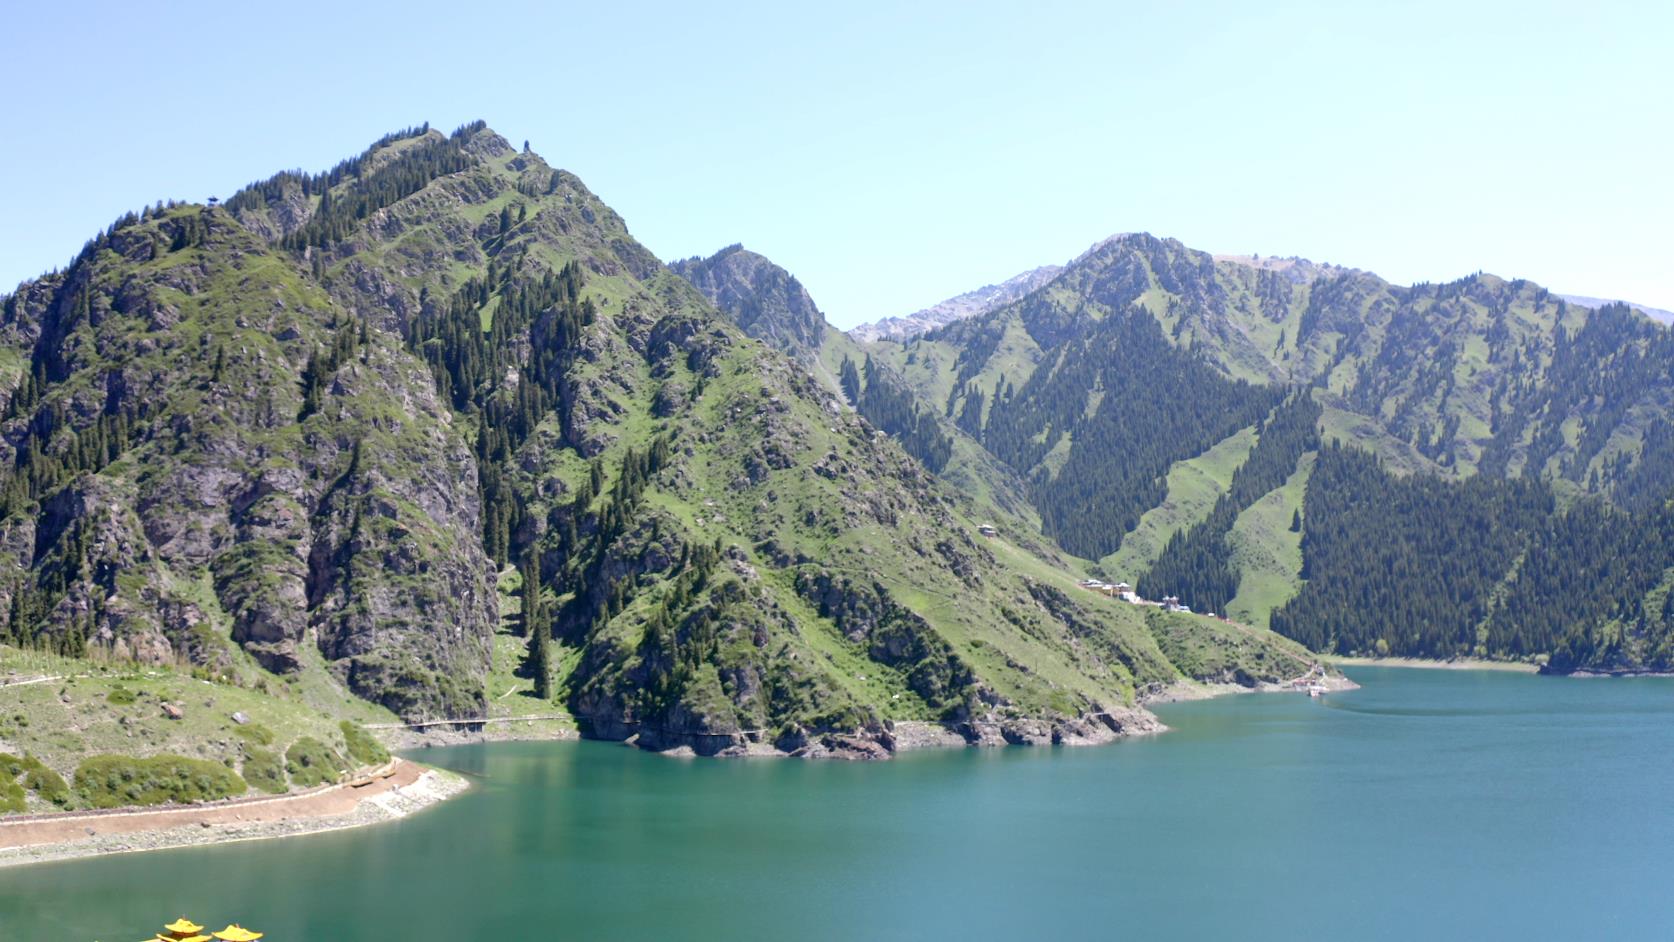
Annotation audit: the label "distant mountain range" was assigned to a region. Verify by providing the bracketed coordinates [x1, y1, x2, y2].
[846, 233, 1674, 671]
[1558, 293, 1673, 325]
[852, 247, 1673, 341]
[849, 265, 1063, 342]
[700, 229, 1674, 674]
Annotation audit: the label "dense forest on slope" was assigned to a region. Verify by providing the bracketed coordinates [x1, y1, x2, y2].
[837, 355, 952, 473]
[1494, 505, 1674, 672]
[971, 305, 1279, 558]
[1269, 444, 1552, 656]
[1269, 444, 1674, 669]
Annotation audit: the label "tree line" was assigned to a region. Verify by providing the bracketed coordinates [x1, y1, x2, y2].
[839, 354, 952, 473]
[977, 305, 1279, 559]
[1138, 393, 1321, 611]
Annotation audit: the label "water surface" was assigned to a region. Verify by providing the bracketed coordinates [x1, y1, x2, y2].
[4, 667, 1672, 940]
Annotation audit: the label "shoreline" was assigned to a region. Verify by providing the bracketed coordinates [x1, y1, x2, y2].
[377, 714, 582, 751]
[1327, 655, 1539, 673]
[1140, 673, 1361, 706]
[0, 758, 468, 870]
[0, 672, 1361, 866]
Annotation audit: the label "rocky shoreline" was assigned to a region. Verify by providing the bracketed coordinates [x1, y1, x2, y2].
[0, 759, 468, 869]
[0, 676, 1357, 867]
[393, 681, 1351, 761]
[377, 715, 583, 751]
[1140, 673, 1361, 706]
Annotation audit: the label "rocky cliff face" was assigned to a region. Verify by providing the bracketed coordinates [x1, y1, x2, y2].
[0, 196, 495, 718]
[670, 245, 827, 359]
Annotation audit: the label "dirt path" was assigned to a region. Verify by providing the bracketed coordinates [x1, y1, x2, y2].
[0, 673, 64, 689]
[0, 758, 465, 866]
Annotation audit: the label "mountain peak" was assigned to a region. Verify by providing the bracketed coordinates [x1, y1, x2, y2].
[850, 265, 1064, 343]
[670, 244, 827, 358]
[1212, 252, 1360, 284]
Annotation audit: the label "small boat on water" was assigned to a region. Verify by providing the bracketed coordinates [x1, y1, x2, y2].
[1307, 684, 1326, 698]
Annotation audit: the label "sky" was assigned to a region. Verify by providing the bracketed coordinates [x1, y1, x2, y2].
[2, 1, 1670, 328]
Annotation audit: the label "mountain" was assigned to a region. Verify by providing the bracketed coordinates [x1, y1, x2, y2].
[850, 265, 1063, 343]
[1558, 293, 1674, 326]
[674, 244, 1050, 532]
[670, 245, 826, 360]
[0, 125, 1328, 809]
[861, 233, 1674, 670]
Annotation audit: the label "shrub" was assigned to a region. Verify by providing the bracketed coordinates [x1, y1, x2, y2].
[23, 763, 69, 805]
[0, 778, 23, 814]
[0, 753, 70, 808]
[106, 686, 138, 705]
[74, 754, 247, 808]
[242, 748, 287, 794]
[232, 722, 275, 746]
[284, 737, 346, 788]
[340, 721, 389, 766]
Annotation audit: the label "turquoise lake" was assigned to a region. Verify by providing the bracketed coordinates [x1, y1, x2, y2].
[5, 667, 1674, 940]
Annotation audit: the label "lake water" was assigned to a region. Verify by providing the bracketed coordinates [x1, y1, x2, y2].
[5, 667, 1674, 940]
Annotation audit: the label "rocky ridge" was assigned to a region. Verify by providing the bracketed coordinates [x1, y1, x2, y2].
[849, 265, 1063, 343]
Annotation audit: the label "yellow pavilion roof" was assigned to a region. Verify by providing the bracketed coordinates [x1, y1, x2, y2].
[212, 926, 264, 941]
[164, 918, 204, 934]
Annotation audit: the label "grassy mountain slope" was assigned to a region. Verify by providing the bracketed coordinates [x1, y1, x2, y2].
[1223, 450, 1313, 628]
[1098, 426, 1257, 582]
[874, 234, 1674, 496]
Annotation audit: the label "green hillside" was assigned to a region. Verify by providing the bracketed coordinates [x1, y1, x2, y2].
[857, 234, 1674, 671]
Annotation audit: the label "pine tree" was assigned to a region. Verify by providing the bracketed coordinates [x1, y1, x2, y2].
[521, 555, 552, 699]
[839, 356, 861, 405]
[528, 624, 552, 701]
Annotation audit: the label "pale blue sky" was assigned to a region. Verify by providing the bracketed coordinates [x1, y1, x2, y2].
[3, 1, 1669, 327]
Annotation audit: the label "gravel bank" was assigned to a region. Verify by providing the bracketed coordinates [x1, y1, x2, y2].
[0, 759, 468, 869]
